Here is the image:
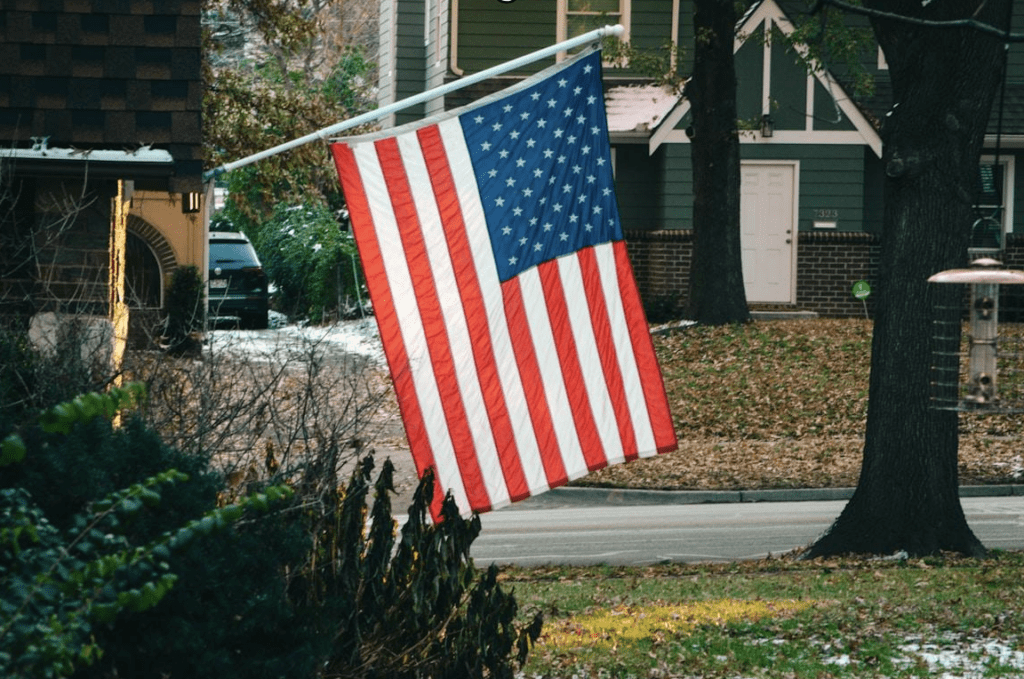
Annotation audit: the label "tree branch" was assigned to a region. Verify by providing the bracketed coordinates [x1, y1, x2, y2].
[813, 0, 1022, 41]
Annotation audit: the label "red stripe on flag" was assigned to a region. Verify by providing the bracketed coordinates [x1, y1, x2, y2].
[416, 125, 531, 503]
[374, 138, 493, 513]
[537, 259, 607, 472]
[501, 279, 569, 489]
[577, 247, 639, 461]
[613, 241, 678, 453]
[330, 143, 446, 516]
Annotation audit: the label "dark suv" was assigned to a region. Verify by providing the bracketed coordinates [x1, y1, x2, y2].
[208, 231, 270, 329]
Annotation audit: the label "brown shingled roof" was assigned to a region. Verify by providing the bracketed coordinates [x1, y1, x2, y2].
[0, 0, 202, 191]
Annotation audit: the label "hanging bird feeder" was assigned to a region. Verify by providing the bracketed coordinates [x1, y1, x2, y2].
[929, 258, 1024, 412]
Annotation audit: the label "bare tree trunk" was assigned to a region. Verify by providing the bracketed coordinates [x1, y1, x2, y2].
[685, 0, 750, 326]
[806, 0, 1009, 558]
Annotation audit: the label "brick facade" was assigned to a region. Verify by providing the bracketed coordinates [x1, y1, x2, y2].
[623, 230, 1024, 320]
[795, 231, 880, 318]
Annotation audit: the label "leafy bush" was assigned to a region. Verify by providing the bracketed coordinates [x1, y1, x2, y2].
[3, 309, 536, 678]
[0, 320, 112, 435]
[0, 384, 294, 679]
[299, 458, 542, 678]
[9, 410, 310, 679]
[0, 325, 38, 433]
[162, 266, 204, 354]
[256, 201, 364, 321]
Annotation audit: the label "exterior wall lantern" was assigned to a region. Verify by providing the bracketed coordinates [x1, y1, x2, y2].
[928, 258, 1024, 412]
[759, 114, 774, 138]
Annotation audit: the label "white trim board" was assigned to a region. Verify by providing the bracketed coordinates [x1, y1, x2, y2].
[649, 0, 882, 158]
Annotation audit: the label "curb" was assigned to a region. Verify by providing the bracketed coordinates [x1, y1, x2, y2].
[504, 484, 1024, 510]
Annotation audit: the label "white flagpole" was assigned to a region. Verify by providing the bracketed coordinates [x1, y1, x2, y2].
[204, 24, 625, 180]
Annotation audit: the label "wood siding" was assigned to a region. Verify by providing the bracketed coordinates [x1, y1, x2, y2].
[394, 0, 426, 125]
[455, 0, 553, 76]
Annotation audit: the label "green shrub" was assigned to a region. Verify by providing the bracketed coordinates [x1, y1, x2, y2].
[0, 321, 111, 435]
[163, 265, 204, 354]
[0, 385, 294, 679]
[0, 326, 37, 433]
[2, 334, 536, 678]
[300, 458, 542, 678]
[256, 202, 363, 322]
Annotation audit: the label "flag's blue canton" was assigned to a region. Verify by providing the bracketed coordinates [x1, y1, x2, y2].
[460, 51, 623, 282]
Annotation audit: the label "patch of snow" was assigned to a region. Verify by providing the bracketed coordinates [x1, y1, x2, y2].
[650, 319, 697, 336]
[822, 653, 852, 667]
[208, 317, 384, 365]
[896, 634, 1024, 678]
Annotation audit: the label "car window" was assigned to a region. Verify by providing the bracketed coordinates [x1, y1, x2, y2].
[210, 241, 260, 265]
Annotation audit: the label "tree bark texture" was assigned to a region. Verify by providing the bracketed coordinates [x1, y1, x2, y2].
[686, 0, 750, 325]
[806, 0, 1010, 558]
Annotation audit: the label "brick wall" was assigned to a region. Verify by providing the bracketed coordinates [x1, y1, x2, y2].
[624, 230, 882, 319]
[795, 231, 881, 318]
[625, 230, 1024, 321]
[622, 230, 691, 321]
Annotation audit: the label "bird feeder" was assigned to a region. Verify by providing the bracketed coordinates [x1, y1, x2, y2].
[929, 258, 1024, 412]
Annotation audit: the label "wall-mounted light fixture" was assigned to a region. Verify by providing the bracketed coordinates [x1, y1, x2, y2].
[182, 192, 202, 214]
[760, 114, 774, 138]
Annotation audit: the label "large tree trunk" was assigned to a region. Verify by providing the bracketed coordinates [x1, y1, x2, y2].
[685, 0, 750, 325]
[805, 0, 1009, 559]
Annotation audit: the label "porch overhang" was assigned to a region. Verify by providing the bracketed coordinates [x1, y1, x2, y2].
[0, 145, 175, 182]
[605, 83, 681, 144]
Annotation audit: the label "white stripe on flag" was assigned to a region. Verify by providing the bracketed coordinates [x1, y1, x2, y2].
[517, 266, 590, 480]
[437, 119, 552, 499]
[394, 131, 511, 510]
[351, 141, 473, 511]
[558, 250, 626, 466]
[595, 242, 658, 455]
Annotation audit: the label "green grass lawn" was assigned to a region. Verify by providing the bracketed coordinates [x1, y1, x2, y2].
[504, 319, 1024, 677]
[504, 552, 1024, 678]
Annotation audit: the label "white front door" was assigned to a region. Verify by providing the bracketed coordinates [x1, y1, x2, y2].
[740, 162, 797, 304]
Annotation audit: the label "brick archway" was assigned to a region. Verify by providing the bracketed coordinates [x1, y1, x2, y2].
[126, 215, 178, 308]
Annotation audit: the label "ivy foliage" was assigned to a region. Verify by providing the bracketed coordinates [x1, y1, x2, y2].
[0, 385, 293, 679]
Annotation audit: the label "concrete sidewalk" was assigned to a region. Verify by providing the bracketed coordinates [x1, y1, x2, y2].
[505, 484, 1024, 510]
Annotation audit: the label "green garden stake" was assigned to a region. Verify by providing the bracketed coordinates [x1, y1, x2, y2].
[852, 280, 871, 319]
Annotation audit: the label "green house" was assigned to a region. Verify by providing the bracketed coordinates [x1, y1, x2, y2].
[377, 0, 1024, 318]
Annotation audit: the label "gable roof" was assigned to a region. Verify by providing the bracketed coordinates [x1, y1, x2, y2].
[649, 0, 883, 157]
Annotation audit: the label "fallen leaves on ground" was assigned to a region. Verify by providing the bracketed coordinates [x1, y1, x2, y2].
[580, 319, 1024, 491]
[374, 318, 1024, 494]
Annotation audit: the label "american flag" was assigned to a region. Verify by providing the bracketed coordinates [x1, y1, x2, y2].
[330, 49, 677, 518]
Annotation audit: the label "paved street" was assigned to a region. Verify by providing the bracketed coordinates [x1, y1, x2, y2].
[470, 489, 1024, 566]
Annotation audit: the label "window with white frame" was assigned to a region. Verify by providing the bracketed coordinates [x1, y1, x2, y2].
[557, 0, 630, 46]
[970, 156, 1015, 254]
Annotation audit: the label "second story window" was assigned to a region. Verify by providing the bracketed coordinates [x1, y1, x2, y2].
[557, 0, 630, 47]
